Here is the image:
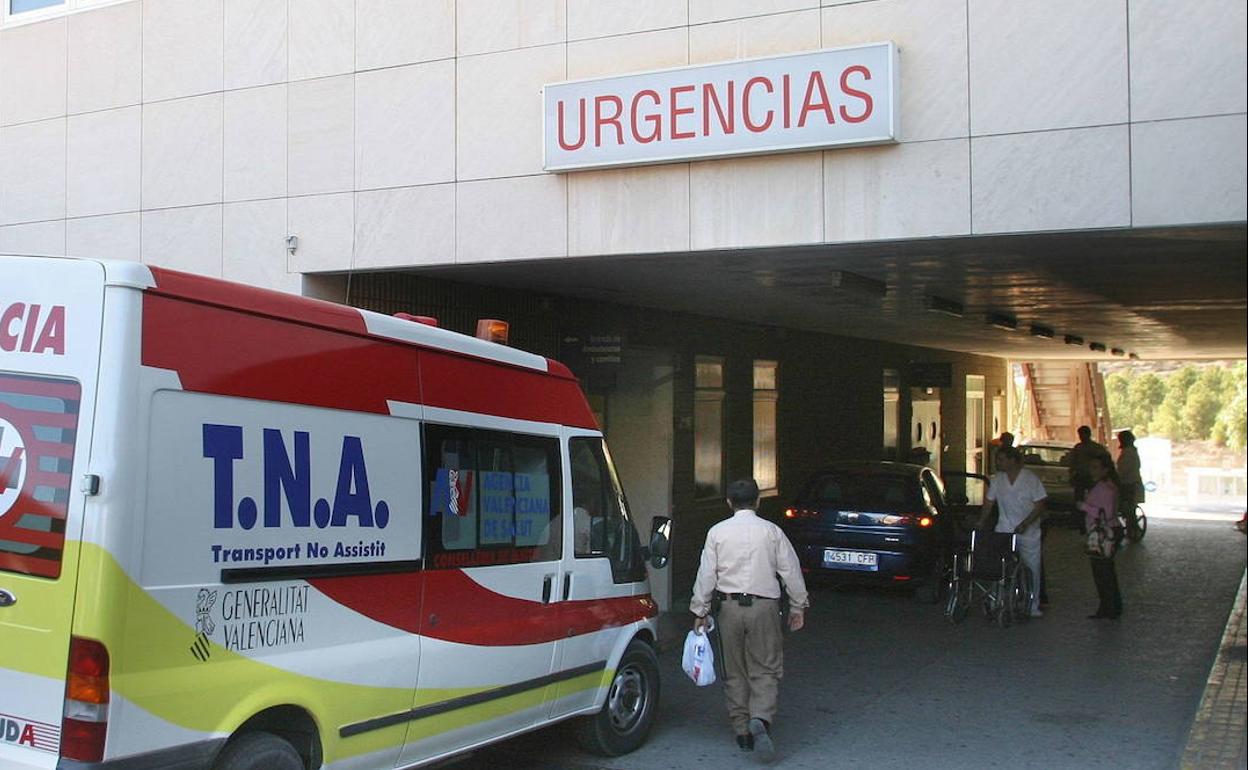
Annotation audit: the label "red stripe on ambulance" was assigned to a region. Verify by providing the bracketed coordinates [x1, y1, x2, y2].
[310, 569, 656, 646]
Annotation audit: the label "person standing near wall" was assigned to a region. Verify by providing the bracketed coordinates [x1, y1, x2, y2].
[1068, 425, 1113, 531]
[1116, 430, 1144, 535]
[1081, 456, 1124, 619]
[690, 478, 809, 758]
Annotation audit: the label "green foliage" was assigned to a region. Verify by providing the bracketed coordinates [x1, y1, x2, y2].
[1105, 363, 1244, 445]
[1150, 365, 1202, 438]
[1183, 381, 1223, 440]
[1212, 362, 1247, 449]
[1106, 372, 1167, 434]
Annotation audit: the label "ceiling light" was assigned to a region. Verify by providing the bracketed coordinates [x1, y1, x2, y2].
[986, 312, 1018, 331]
[1089, 342, 1107, 352]
[1030, 325, 1055, 339]
[924, 295, 964, 317]
[1064, 334, 1084, 346]
[829, 270, 887, 298]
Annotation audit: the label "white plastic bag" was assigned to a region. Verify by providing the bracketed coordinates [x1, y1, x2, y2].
[681, 622, 716, 687]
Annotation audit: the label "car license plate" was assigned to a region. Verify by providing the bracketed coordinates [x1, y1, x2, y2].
[823, 549, 878, 571]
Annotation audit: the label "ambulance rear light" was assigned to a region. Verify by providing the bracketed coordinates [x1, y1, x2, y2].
[61, 636, 109, 762]
[475, 319, 509, 345]
[393, 312, 439, 327]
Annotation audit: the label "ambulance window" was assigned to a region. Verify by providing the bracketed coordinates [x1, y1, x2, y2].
[477, 435, 514, 546]
[423, 425, 561, 567]
[0, 372, 81, 579]
[570, 437, 645, 584]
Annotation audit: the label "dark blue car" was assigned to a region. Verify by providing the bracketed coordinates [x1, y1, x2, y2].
[779, 462, 974, 597]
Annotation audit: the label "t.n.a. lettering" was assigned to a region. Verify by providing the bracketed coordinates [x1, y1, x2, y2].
[202, 425, 390, 530]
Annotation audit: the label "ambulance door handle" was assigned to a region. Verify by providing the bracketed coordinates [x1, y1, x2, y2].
[542, 575, 553, 604]
[0, 589, 15, 608]
[562, 573, 572, 601]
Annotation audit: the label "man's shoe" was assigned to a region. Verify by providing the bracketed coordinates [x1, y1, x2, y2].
[749, 718, 774, 758]
[1087, 612, 1107, 619]
[736, 733, 754, 751]
[1029, 608, 1044, 618]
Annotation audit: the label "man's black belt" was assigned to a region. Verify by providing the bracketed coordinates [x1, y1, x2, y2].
[714, 591, 775, 602]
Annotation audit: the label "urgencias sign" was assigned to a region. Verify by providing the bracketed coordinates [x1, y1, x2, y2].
[543, 42, 898, 172]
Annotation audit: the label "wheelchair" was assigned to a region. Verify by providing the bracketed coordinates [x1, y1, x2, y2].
[944, 530, 1033, 628]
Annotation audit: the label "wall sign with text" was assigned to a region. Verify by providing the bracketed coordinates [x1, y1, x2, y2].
[543, 42, 898, 172]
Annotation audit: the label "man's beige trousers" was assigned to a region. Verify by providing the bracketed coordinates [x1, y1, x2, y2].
[717, 597, 783, 734]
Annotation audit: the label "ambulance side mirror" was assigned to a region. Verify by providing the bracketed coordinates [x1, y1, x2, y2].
[646, 516, 672, 569]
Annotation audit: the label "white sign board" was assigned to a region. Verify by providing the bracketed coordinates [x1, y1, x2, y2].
[543, 42, 898, 172]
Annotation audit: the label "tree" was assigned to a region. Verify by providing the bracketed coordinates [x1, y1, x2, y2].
[1182, 380, 1223, 440]
[1212, 363, 1248, 449]
[1106, 373, 1131, 428]
[1150, 365, 1201, 439]
[1125, 373, 1166, 434]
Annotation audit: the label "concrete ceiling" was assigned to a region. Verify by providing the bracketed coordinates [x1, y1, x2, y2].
[407, 224, 1246, 360]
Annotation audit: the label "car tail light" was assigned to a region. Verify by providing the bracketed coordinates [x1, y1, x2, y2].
[880, 514, 935, 527]
[784, 508, 819, 520]
[61, 637, 109, 762]
[892, 575, 912, 582]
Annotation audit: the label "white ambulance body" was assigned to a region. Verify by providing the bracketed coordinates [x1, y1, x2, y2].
[0, 255, 669, 770]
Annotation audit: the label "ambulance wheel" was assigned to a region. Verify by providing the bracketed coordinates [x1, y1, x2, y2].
[213, 732, 304, 770]
[576, 639, 659, 757]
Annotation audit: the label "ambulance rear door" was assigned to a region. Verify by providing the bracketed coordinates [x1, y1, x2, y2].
[0, 255, 105, 769]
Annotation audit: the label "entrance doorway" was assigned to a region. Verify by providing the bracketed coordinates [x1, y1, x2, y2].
[592, 348, 674, 611]
[911, 391, 942, 475]
[967, 375, 986, 474]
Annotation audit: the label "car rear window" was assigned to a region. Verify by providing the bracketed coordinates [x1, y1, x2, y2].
[0, 372, 81, 579]
[802, 471, 923, 512]
[1022, 446, 1068, 465]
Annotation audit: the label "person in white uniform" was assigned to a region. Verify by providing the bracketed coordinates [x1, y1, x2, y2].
[977, 445, 1047, 618]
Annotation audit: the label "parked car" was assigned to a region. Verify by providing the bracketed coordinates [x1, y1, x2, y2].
[779, 461, 982, 599]
[1018, 441, 1079, 524]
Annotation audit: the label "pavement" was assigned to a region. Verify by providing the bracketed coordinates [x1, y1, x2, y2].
[1180, 572, 1247, 770]
[440, 518, 1247, 770]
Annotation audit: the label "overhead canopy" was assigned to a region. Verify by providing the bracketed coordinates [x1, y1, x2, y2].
[406, 224, 1246, 360]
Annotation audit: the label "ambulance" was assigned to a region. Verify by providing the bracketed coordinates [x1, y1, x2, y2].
[0, 254, 671, 770]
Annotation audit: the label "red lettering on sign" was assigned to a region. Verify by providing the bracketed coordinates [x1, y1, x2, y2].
[594, 95, 624, 147]
[669, 85, 696, 140]
[702, 81, 735, 136]
[556, 98, 587, 151]
[743, 76, 775, 133]
[630, 90, 662, 143]
[19, 724, 36, 746]
[839, 65, 874, 123]
[798, 71, 835, 128]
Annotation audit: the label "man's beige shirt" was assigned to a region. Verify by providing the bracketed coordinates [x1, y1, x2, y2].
[689, 509, 810, 617]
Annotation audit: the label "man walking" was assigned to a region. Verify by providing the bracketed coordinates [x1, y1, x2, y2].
[979, 446, 1047, 617]
[1068, 425, 1112, 511]
[690, 478, 809, 758]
